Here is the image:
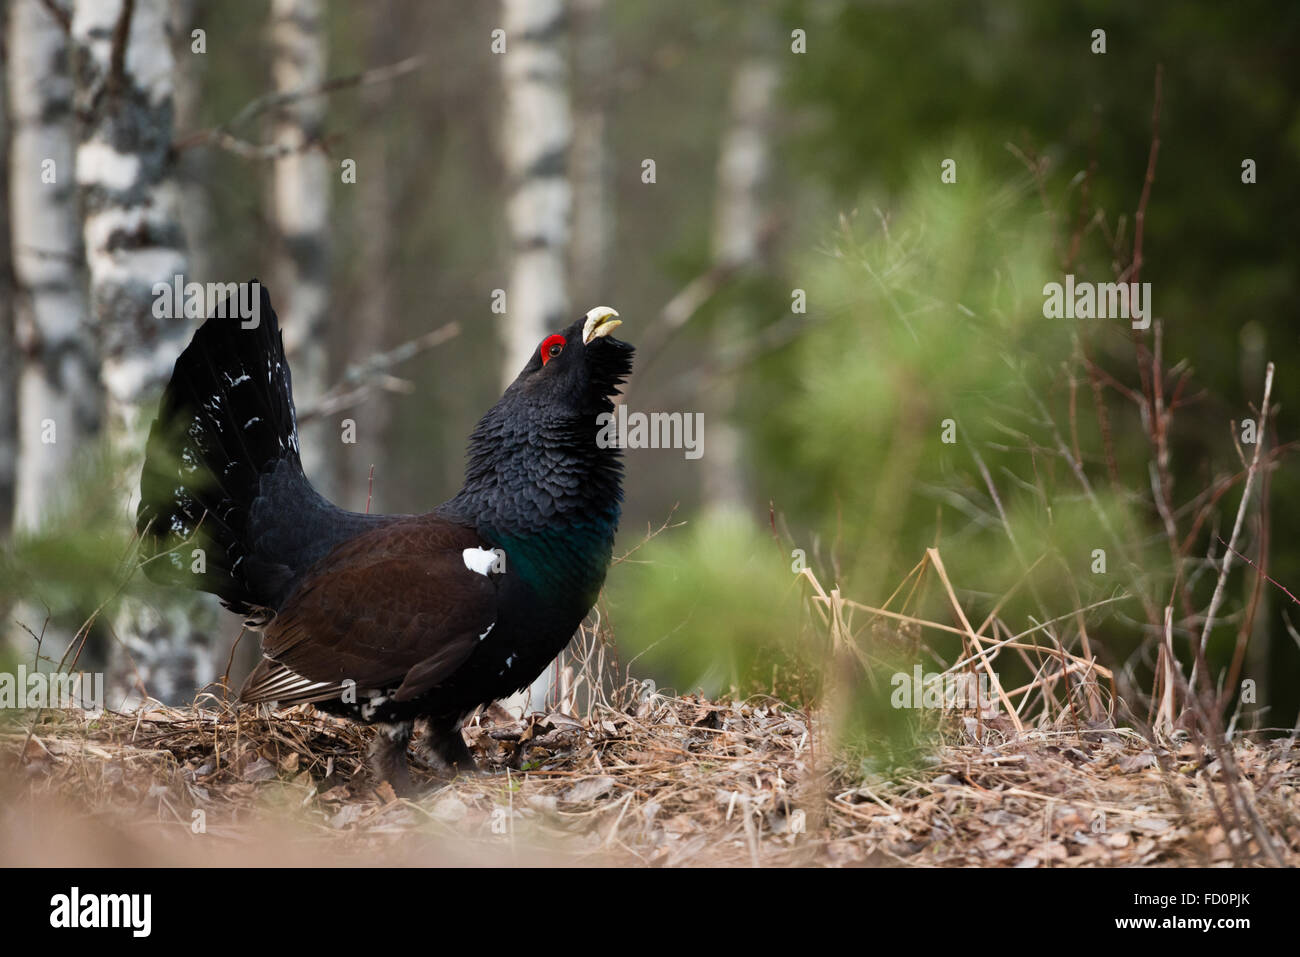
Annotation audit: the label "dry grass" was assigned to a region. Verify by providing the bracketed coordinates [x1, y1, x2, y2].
[4, 681, 1298, 867]
[5, 537, 1299, 868]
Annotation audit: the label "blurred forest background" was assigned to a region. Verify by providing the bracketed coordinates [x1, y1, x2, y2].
[1, 0, 1297, 748]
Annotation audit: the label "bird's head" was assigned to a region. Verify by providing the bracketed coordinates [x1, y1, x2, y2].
[503, 306, 634, 417]
[453, 307, 634, 530]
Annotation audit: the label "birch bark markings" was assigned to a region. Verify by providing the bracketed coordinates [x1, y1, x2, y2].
[499, 0, 575, 712]
[569, 0, 611, 308]
[269, 0, 334, 497]
[703, 59, 777, 514]
[499, 0, 572, 388]
[7, 0, 98, 531]
[71, 0, 218, 703]
[71, 0, 189, 439]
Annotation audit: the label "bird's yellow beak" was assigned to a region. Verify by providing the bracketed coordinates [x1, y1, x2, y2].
[582, 306, 622, 344]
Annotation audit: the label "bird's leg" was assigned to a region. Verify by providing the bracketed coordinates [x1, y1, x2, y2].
[367, 721, 414, 795]
[415, 716, 478, 775]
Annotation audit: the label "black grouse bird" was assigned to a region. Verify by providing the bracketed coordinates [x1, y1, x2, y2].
[136, 283, 631, 789]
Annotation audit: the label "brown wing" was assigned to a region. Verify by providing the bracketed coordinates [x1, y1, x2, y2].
[239, 516, 499, 706]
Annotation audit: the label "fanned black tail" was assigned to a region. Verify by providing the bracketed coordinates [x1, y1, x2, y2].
[137, 282, 306, 617]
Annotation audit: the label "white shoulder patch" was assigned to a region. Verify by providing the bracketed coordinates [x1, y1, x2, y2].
[462, 546, 500, 577]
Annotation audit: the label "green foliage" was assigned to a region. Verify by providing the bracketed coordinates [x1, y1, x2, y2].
[0, 443, 187, 672]
[778, 1, 1300, 714]
[617, 146, 1275, 753]
[760, 158, 1080, 586]
[608, 511, 808, 697]
[609, 510, 925, 761]
[1, 446, 131, 635]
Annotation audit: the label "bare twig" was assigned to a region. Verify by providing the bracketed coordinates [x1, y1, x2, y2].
[174, 54, 427, 157]
[38, 0, 71, 33]
[1218, 535, 1299, 607]
[295, 320, 461, 422]
[634, 218, 780, 371]
[105, 0, 135, 100]
[1190, 362, 1274, 688]
[1124, 63, 1163, 288]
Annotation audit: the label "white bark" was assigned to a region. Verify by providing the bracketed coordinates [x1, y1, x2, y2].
[7, 0, 99, 532]
[499, 0, 573, 713]
[269, 0, 333, 497]
[72, 0, 218, 704]
[500, 0, 571, 388]
[713, 62, 777, 268]
[73, 0, 189, 421]
[569, 0, 611, 306]
[703, 60, 777, 514]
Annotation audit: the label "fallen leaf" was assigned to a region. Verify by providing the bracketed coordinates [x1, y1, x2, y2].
[1133, 817, 1171, 833]
[1118, 753, 1157, 772]
[242, 757, 277, 782]
[563, 776, 616, 803]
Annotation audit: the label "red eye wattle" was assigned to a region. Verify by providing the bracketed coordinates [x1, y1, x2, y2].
[540, 334, 566, 365]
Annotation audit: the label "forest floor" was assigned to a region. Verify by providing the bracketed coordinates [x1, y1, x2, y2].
[2, 691, 1298, 866]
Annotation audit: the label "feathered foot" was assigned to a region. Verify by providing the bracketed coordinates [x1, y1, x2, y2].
[415, 716, 479, 777]
[367, 721, 414, 796]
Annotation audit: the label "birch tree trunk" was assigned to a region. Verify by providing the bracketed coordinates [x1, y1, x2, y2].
[5, 0, 101, 658]
[569, 0, 611, 307]
[7, 0, 99, 534]
[703, 59, 777, 514]
[500, 0, 573, 712]
[72, 0, 218, 704]
[268, 0, 334, 499]
[499, 0, 571, 388]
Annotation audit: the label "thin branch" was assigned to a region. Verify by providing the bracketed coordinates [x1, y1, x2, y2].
[634, 217, 781, 371]
[106, 0, 135, 101]
[174, 54, 426, 156]
[1190, 362, 1275, 687]
[1218, 535, 1298, 607]
[185, 129, 335, 162]
[295, 320, 460, 423]
[38, 0, 71, 33]
[1124, 63, 1163, 287]
[1126, 64, 1164, 426]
